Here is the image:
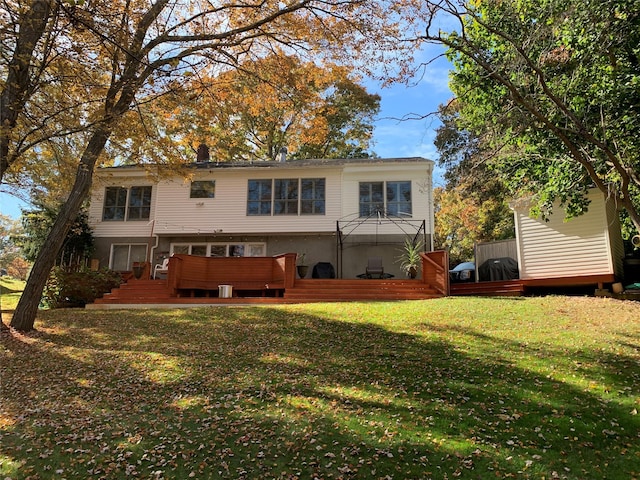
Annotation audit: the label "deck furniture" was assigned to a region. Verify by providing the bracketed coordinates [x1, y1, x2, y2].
[365, 257, 384, 279]
[153, 258, 169, 279]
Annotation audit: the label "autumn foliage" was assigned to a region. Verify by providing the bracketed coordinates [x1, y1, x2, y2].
[154, 53, 380, 162]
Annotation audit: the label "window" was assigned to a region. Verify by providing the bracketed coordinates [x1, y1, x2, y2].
[247, 178, 325, 216]
[102, 186, 151, 221]
[274, 179, 298, 215]
[190, 180, 216, 198]
[247, 244, 265, 256]
[386, 181, 412, 217]
[172, 245, 190, 255]
[171, 244, 207, 256]
[127, 186, 152, 220]
[247, 179, 272, 215]
[301, 178, 325, 214]
[359, 181, 412, 217]
[170, 242, 266, 257]
[190, 245, 207, 256]
[110, 244, 148, 270]
[210, 245, 227, 257]
[359, 182, 384, 217]
[103, 187, 128, 221]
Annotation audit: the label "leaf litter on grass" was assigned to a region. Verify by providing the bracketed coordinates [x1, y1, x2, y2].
[1, 297, 639, 479]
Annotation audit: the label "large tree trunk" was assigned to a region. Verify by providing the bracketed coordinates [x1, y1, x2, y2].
[10, 126, 111, 331]
[0, 0, 53, 181]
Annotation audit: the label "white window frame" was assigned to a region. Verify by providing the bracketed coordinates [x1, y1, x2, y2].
[247, 178, 326, 216]
[109, 243, 148, 270]
[359, 180, 412, 218]
[170, 242, 266, 257]
[102, 186, 152, 221]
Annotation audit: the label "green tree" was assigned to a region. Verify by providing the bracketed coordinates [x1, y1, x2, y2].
[422, 0, 640, 233]
[19, 203, 94, 267]
[433, 100, 514, 262]
[0, 214, 24, 271]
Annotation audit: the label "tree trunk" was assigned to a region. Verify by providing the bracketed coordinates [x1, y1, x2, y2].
[1, 0, 53, 181]
[10, 126, 111, 331]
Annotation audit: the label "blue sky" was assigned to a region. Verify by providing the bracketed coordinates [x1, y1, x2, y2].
[367, 51, 453, 174]
[0, 51, 453, 220]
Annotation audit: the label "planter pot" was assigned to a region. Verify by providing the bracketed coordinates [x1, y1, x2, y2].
[132, 265, 144, 279]
[132, 261, 149, 280]
[297, 265, 309, 278]
[407, 266, 418, 279]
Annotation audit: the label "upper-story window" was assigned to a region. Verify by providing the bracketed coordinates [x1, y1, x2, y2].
[247, 178, 325, 216]
[102, 186, 152, 221]
[247, 179, 273, 215]
[359, 181, 411, 217]
[301, 178, 325, 214]
[359, 182, 384, 217]
[274, 179, 298, 215]
[386, 181, 412, 216]
[190, 180, 216, 198]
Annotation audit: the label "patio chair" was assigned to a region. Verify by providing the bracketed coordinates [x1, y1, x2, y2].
[365, 257, 384, 279]
[153, 257, 169, 279]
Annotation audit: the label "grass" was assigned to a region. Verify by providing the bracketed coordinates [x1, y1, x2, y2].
[1, 296, 639, 479]
[0, 277, 25, 311]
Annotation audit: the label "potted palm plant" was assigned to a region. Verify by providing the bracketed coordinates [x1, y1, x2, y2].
[396, 238, 423, 279]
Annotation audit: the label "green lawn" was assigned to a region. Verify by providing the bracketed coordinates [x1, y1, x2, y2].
[1, 297, 639, 479]
[0, 277, 25, 311]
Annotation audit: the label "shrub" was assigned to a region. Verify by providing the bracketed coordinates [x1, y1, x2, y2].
[43, 267, 122, 308]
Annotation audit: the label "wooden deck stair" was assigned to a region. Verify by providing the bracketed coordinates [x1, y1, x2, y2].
[450, 280, 524, 296]
[285, 278, 442, 302]
[91, 277, 444, 307]
[93, 279, 175, 305]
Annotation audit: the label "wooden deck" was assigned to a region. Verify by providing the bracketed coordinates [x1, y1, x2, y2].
[87, 251, 451, 308]
[450, 280, 525, 296]
[88, 277, 444, 308]
[449, 274, 620, 297]
[88, 276, 632, 308]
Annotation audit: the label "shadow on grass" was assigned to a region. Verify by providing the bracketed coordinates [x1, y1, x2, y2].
[1, 305, 639, 479]
[0, 285, 21, 294]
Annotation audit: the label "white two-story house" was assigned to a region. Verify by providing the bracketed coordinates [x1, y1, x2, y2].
[87, 156, 435, 279]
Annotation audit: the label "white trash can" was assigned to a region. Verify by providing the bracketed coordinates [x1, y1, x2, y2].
[218, 284, 233, 298]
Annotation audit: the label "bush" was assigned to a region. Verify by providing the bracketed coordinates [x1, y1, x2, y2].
[43, 267, 122, 308]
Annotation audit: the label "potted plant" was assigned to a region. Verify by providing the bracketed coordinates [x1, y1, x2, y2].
[132, 261, 148, 279]
[396, 238, 423, 279]
[296, 253, 309, 278]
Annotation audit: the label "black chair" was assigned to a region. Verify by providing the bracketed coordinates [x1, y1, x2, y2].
[365, 257, 384, 278]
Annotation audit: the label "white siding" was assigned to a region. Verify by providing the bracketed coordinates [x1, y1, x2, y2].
[153, 167, 341, 234]
[341, 164, 433, 235]
[89, 159, 434, 238]
[514, 190, 617, 280]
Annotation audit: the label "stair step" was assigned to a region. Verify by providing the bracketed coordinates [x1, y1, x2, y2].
[91, 278, 445, 306]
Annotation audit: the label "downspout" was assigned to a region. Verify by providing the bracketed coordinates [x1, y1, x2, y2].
[148, 220, 159, 277]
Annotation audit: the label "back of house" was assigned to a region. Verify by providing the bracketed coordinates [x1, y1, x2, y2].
[87, 156, 435, 279]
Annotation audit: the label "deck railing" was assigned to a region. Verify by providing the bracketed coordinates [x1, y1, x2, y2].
[167, 253, 296, 296]
[421, 251, 450, 296]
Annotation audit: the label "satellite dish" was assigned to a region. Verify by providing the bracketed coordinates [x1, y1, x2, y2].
[632, 235, 640, 248]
